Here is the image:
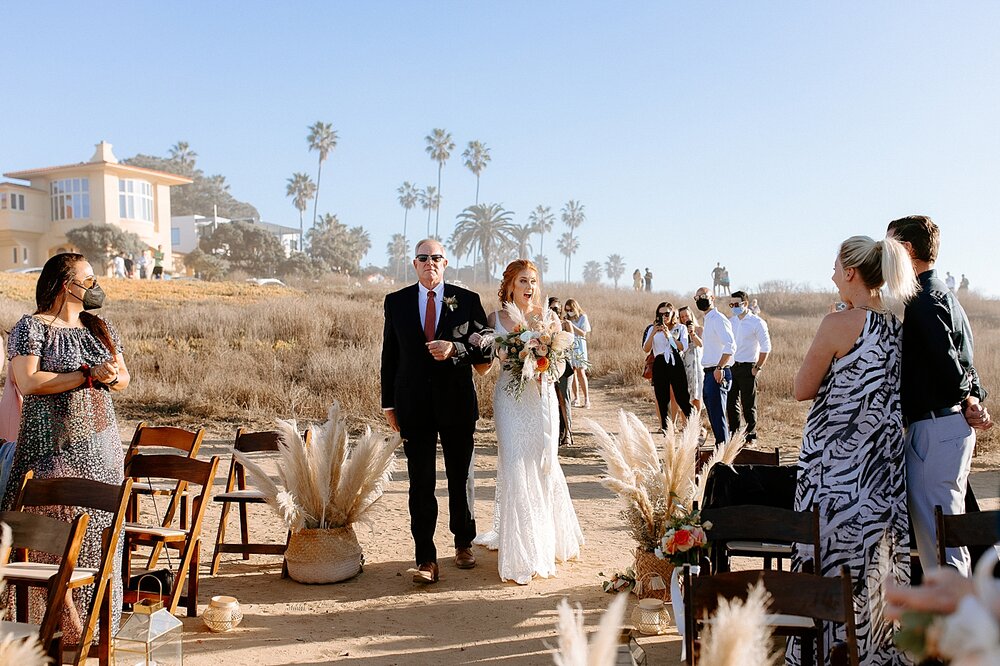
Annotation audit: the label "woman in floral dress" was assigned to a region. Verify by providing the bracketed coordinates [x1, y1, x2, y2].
[4, 252, 131, 643]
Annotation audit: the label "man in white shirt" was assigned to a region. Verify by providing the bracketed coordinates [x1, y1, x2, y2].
[694, 287, 736, 445]
[945, 271, 957, 292]
[726, 290, 771, 442]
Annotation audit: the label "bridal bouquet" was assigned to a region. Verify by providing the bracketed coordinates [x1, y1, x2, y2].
[494, 303, 575, 398]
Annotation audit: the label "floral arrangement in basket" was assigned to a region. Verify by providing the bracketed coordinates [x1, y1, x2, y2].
[655, 508, 711, 566]
[493, 303, 575, 399]
[235, 402, 400, 532]
[0, 524, 49, 665]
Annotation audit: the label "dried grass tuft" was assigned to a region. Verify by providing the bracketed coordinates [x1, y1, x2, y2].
[551, 593, 628, 666]
[699, 581, 780, 666]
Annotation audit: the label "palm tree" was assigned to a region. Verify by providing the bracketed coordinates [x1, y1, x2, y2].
[561, 199, 586, 240]
[532, 254, 549, 276]
[387, 233, 409, 281]
[528, 205, 555, 275]
[424, 128, 455, 237]
[583, 260, 603, 285]
[462, 140, 491, 204]
[307, 121, 339, 231]
[452, 203, 517, 283]
[605, 253, 626, 288]
[286, 172, 316, 252]
[556, 232, 580, 282]
[396, 181, 419, 240]
[418, 186, 440, 238]
[510, 224, 534, 261]
[169, 141, 198, 168]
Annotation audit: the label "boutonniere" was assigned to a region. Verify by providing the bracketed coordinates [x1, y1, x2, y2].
[443, 296, 458, 312]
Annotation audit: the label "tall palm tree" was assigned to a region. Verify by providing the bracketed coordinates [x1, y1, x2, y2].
[286, 172, 316, 252]
[387, 233, 409, 281]
[556, 231, 580, 282]
[424, 128, 455, 237]
[528, 205, 555, 275]
[462, 140, 491, 204]
[583, 260, 603, 285]
[396, 181, 419, 241]
[561, 199, 586, 240]
[169, 141, 198, 168]
[307, 121, 339, 231]
[418, 186, 440, 238]
[605, 253, 626, 288]
[452, 203, 517, 283]
[532, 254, 549, 276]
[510, 223, 534, 260]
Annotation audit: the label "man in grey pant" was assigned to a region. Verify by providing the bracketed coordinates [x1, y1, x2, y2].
[888, 215, 992, 575]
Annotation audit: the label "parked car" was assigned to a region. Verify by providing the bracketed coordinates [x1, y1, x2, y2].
[4, 267, 43, 274]
[246, 278, 287, 287]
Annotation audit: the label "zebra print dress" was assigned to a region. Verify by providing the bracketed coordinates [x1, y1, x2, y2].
[788, 310, 911, 666]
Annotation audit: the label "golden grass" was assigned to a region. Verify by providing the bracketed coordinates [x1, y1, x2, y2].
[0, 274, 996, 451]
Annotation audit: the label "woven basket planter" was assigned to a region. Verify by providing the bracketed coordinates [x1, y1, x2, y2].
[633, 547, 673, 601]
[285, 525, 363, 584]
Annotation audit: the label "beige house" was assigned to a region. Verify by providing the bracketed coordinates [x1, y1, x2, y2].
[0, 141, 192, 273]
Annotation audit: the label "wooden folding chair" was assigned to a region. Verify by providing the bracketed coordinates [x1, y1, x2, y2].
[124, 423, 205, 567]
[12, 473, 132, 665]
[211, 428, 310, 577]
[696, 446, 780, 473]
[123, 453, 220, 617]
[0, 509, 90, 663]
[935, 505, 1000, 568]
[701, 504, 821, 574]
[683, 564, 858, 666]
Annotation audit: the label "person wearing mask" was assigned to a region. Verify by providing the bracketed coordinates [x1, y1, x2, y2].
[726, 290, 771, 442]
[563, 299, 591, 409]
[677, 306, 703, 412]
[694, 288, 735, 445]
[642, 302, 692, 430]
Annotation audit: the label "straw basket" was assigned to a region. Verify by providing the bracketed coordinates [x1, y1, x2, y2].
[633, 548, 673, 601]
[285, 525, 363, 584]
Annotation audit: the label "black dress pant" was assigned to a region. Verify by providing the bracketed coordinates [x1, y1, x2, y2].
[652, 351, 691, 429]
[726, 362, 758, 440]
[556, 363, 573, 445]
[402, 422, 477, 565]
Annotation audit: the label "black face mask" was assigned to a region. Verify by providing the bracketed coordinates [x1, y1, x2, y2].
[69, 282, 106, 310]
[695, 296, 711, 312]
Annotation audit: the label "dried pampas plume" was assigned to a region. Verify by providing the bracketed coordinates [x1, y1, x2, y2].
[699, 581, 780, 666]
[551, 593, 628, 666]
[693, 425, 748, 507]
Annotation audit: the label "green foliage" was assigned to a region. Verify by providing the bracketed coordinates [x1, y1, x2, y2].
[452, 203, 517, 282]
[583, 260, 603, 285]
[199, 220, 286, 276]
[307, 214, 372, 275]
[605, 253, 626, 288]
[183, 247, 230, 281]
[281, 252, 318, 278]
[65, 224, 145, 273]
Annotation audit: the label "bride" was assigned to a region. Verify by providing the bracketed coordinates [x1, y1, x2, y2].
[473, 259, 585, 584]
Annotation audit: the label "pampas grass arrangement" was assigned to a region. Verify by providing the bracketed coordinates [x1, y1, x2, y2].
[0, 523, 51, 665]
[235, 402, 401, 531]
[551, 593, 628, 666]
[698, 581, 780, 666]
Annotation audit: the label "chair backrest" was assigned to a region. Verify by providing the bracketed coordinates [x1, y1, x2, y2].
[701, 504, 821, 571]
[701, 463, 798, 511]
[126, 453, 217, 489]
[684, 565, 858, 666]
[697, 447, 780, 472]
[234, 428, 283, 454]
[935, 505, 1000, 566]
[125, 422, 205, 462]
[0, 509, 90, 644]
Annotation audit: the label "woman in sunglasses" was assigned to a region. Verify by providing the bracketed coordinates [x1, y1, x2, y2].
[3, 252, 130, 642]
[642, 302, 692, 429]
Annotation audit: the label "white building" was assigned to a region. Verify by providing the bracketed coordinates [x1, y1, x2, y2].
[171, 214, 302, 256]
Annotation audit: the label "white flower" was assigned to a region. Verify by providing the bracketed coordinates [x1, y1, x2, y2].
[937, 595, 1000, 662]
[552, 331, 575, 351]
[520, 330, 535, 343]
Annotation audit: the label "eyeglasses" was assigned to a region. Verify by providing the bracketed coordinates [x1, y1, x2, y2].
[73, 277, 97, 289]
[415, 254, 445, 263]
[728, 302, 742, 308]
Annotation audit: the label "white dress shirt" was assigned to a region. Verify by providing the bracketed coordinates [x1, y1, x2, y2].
[418, 282, 444, 331]
[730, 312, 772, 363]
[701, 308, 736, 368]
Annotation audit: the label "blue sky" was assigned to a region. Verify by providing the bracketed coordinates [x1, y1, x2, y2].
[3, 2, 999, 295]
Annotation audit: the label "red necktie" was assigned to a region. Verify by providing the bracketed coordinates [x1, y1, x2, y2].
[424, 291, 437, 342]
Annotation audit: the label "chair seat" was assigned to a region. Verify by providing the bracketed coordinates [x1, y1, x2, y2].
[704, 613, 814, 630]
[0, 563, 98, 585]
[124, 522, 187, 539]
[727, 541, 793, 555]
[213, 489, 266, 502]
[0, 620, 41, 640]
[131, 480, 187, 494]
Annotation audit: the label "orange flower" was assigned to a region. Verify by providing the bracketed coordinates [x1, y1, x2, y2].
[536, 356, 550, 372]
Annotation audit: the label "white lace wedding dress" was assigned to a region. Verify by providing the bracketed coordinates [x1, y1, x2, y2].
[473, 313, 585, 584]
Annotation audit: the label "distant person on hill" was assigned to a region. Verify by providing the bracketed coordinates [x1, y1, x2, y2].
[644, 268, 653, 292]
[720, 266, 730, 293]
[887, 215, 991, 576]
[124, 253, 135, 278]
[677, 306, 703, 412]
[959, 273, 969, 294]
[113, 253, 126, 279]
[694, 287, 735, 445]
[711, 263, 724, 296]
[945, 271, 956, 292]
[564, 298, 592, 409]
[137, 250, 150, 279]
[632, 269, 642, 292]
[152, 245, 165, 279]
[749, 298, 761, 315]
[726, 290, 771, 442]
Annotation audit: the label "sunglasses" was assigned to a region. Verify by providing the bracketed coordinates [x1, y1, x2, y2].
[415, 254, 445, 263]
[72, 277, 98, 289]
[728, 302, 742, 308]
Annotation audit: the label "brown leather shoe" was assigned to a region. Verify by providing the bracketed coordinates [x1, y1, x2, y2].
[455, 547, 477, 569]
[412, 561, 439, 584]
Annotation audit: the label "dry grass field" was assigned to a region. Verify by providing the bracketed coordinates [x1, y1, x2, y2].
[1, 272, 997, 451]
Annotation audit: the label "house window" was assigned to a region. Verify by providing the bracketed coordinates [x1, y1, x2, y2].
[51, 178, 90, 220]
[1, 193, 24, 210]
[11, 248, 16, 264]
[22, 247, 27, 262]
[171, 228, 180, 245]
[119, 179, 153, 222]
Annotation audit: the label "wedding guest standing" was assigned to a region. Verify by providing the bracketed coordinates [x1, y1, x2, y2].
[3, 252, 131, 644]
[548, 297, 575, 446]
[563, 299, 591, 408]
[643, 268, 653, 292]
[694, 288, 735, 445]
[677, 306, 703, 412]
[632, 269, 643, 292]
[643, 302, 692, 429]
[789, 235, 916, 665]
[726, 290, 771, 442]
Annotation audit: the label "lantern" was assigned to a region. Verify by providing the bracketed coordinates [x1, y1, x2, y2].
[631, 597, 670, 635]
[113, 597, 183, 665]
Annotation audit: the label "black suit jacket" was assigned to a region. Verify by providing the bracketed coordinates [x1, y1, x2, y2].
[380, 283, 492, 434]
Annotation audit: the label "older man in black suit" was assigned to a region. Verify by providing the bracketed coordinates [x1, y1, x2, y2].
[381, 238, 492, 584]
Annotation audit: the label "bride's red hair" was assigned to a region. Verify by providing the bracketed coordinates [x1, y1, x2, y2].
[498, 259, 541, 306]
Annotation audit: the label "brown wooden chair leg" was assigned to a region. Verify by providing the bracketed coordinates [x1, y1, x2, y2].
[211, 499, 234, 576]
[187, 541, 200, 617]
[239, 502, 251, 561]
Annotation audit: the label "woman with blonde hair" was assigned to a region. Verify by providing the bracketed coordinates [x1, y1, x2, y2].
[788, 235, 916, 665]
[474, 259, 584, 584]
[563, 298, 591, 408]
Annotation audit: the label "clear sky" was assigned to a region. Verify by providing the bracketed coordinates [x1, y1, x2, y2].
[3, 2, 999, 295]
